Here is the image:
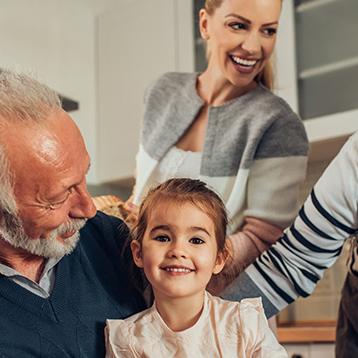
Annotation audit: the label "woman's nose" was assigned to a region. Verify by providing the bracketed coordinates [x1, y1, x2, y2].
[241, 31, 261, 54]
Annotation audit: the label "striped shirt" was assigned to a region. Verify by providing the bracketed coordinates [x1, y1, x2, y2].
[222, 131, 358, 317]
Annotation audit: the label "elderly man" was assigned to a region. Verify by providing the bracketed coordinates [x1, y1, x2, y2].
[0, 69, 146, 357]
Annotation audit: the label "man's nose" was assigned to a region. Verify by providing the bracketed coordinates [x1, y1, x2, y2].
[69, 182, 97, 219]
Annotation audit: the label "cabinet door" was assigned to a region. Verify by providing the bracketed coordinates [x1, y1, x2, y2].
[275, 0, 358, 143]
[310, 343, 335, 358]
[283, 342, 335, 358]
[282, 343, 310, 358]
[98, 0, 193, 182]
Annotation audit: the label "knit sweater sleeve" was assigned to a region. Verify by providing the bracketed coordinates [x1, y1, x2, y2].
[222, 132, 358, 317]
[228, 103, 309, 268]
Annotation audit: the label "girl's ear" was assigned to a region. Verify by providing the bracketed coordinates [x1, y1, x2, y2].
[212, 250, 228, 275]
[131, 240, 143, 268]
[199, 8, 211, 40]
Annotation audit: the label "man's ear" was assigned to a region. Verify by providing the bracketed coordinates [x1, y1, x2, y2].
[131, 240, 143, 268]
[199, 8, 211, 40]
[212, 250, 228, 275]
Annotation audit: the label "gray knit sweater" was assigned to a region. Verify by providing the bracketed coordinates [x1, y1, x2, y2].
[134, 72, 309, 234]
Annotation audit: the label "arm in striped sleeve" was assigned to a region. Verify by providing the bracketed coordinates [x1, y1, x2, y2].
[222, 132, 358, 317]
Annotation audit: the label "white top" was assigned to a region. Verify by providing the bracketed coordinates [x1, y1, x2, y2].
[146, 146, 202, 189]
[105, 292, 287, 358]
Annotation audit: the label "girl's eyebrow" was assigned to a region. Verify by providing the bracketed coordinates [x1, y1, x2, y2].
[225, 14, 278, 27]
[191, 227, 211, 236]
[150, 225, 170, 233]
[150, 225, 211, 236]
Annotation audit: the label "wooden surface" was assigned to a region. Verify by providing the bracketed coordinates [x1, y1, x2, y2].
[277, 320, 336, 343]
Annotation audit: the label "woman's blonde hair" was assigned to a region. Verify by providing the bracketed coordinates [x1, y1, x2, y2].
[204, 0, 279, 91]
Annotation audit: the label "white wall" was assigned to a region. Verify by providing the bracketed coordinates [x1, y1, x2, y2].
[0, 0, 105, 183]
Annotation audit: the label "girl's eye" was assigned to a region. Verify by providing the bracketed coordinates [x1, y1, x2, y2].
[155, 235, 170, 242]
[263, 28, 277, 36]
[229, 22, 246, 31]
[189, 237, 204, 245]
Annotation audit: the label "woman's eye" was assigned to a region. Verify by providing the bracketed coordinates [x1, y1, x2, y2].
[263, 28, 277, 36]
[189, 237, 204, 245]
[229, 22, 245, 31]
[155, 235, 170, 242]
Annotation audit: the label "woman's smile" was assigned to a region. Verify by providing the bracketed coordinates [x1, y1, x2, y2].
[230, 55, 259, 73]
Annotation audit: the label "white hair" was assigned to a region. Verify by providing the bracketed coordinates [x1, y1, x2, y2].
[0, 143, 17, 215]
[0, 68, 62, 213]
[0, 68, 87, 258]
[0, 67, 62, 124]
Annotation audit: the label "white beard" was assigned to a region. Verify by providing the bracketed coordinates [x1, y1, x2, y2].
[0, 210, 87, 258]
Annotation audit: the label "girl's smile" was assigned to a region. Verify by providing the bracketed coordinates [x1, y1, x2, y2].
[131, 202, 226, 302]
[161, 265, 194, 274]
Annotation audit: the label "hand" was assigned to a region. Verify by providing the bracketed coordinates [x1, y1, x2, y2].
[125, 200, 139, 216]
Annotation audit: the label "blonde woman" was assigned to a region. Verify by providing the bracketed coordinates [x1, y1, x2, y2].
[128, 0, 308, 290]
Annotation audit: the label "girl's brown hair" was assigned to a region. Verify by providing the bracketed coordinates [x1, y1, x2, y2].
[204, 0, 279, 91]
[128, 178, 230, 293]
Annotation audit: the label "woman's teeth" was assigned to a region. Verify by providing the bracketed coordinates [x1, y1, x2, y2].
[231, 56, 257, 68]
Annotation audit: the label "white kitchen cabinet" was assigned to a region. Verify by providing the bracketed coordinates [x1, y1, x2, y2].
[282, 342, 335, 358]
[275, 0, 358, 143]
[97, 0, 194, 182]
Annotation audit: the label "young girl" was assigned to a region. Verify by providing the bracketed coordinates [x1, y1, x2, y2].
[105, 178, 287, 358]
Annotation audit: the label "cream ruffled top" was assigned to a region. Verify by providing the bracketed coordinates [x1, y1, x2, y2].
[105, 292, 287, 358]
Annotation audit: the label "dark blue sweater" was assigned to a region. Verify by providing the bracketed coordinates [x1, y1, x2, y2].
[0, 212, 146, 358]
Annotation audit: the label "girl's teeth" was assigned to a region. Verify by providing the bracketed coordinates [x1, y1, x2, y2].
[165, 267, 191, 273]
[231, 56, 257, 67]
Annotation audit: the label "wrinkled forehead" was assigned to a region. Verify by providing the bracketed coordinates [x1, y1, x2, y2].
[1, 111, 88, 185]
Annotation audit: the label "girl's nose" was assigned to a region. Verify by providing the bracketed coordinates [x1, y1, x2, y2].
[168, 241, 187, 259]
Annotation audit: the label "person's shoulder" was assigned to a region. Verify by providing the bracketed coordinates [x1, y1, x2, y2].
[107, 305, 157, 336]
[83, 211, 125, 234]
[105, 318, 133, 356]
[153, 71, 197, 86]
[238, 297, 264, 312]
[105, 306, 151, 330]
[250, 85, 308, 145]
[206, 292, 242, 315]
[347, 131, 358, 148]
[251, 85, 298, 117]
[145, 72, 198, 98]
[80, 211, 129, 250]
[207, 294, 265, 337]
[124, 305, 154, 323]
[208, 292, 263, 312]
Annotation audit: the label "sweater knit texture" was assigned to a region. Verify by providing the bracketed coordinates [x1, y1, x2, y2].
[0, 212, 146, 358]
[134, 72, 309, 233]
